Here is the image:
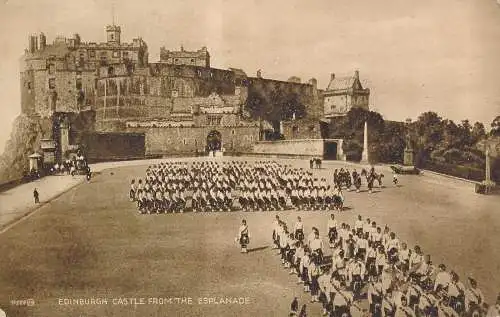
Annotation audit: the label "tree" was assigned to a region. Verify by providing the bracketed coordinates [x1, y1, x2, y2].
[491, 115, 500, 136]
[471, 122, 486, 143]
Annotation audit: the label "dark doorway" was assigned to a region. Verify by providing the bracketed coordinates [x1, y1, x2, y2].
[206, 130, 222, 151]
[323, 141, 338, 160]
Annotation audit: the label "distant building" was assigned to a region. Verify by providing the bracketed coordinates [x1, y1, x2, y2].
[323, 70, 370, 118]
[159, 46, 210, 67]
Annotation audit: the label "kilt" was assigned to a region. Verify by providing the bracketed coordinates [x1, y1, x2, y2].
[240, 234, 249, 247]
[278, 197, 286, 206]
[328, 228, 338, 242]
[366, 258, 377, 276]
[295, 229, 304, 241]
[357, 248, 366, 260]
[239, 197, 247, 207]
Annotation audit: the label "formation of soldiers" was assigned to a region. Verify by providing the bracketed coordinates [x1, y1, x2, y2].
[273, 214, 491, 317]
[334, 167, 385, 194]
[128, 161, 345, 214]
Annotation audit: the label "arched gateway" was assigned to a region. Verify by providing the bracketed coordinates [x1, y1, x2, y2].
[206, 130, 222, 152]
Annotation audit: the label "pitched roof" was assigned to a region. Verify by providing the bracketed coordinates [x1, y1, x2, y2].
[327, 76, 356, 91]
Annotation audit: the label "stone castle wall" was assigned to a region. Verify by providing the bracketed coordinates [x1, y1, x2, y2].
[140, 126, 259, 155]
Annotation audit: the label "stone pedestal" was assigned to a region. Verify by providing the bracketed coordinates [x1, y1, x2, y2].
[403, 148, 415, 166]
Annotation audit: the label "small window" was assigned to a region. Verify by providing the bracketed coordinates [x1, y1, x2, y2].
[122, 51, 129, 57]
[174, 58, 179, 63]
[27, 82, 32, 89]
[48, 64, 55, 75]
[112, 51, 119, 58]
[183, 139, 187, 145]
[231, 130, 235, 135]
[89, 50, 95, 58]
[111, 34, 114, 40]
[191, 58, 195, 63]
[48, 78, 55, 89]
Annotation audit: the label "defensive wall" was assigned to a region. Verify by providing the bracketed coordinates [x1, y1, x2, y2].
[252, 139, 345, 160]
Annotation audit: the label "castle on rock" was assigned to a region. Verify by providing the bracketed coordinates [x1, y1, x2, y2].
[20, 25, 370, 163]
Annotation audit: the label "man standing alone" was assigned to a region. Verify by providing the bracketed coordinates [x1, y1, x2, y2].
[33, 188, 40, 204]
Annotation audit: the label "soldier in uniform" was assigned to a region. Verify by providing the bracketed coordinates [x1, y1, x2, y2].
[237, 219, 250, 253]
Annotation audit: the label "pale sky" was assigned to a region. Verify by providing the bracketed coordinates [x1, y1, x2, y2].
[1, 0, 500, 153]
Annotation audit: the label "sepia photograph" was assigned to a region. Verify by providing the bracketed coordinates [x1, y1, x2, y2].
[0, 0, 499, 316]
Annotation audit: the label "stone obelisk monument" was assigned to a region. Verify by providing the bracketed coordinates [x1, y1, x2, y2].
[361, 121, 369, 164]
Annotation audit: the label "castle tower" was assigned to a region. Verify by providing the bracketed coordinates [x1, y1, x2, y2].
[106, 25, 121, 44]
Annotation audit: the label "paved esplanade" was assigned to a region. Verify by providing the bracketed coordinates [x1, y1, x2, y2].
[0, 157, 498, 317]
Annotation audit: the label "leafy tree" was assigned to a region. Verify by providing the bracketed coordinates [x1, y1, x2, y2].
[491, 115, 500, 136]
[471, 122, 486, 143]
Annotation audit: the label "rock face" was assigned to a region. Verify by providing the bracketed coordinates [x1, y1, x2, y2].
[0, 115, 52, 183]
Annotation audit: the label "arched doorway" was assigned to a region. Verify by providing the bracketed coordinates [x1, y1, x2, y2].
[206, 130, 222, 152]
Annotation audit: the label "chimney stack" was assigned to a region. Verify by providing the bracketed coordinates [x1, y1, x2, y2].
[330, 73, 335, 81]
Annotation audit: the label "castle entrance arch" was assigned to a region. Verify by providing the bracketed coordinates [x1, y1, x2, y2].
[206, 130, 222, 152]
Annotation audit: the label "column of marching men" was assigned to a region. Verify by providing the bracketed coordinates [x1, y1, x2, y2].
[128, 161, 345, 214]
[273, 214, 490, 317]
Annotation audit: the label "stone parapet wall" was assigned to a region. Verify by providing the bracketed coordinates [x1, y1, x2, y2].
[253, 139, 325, 157]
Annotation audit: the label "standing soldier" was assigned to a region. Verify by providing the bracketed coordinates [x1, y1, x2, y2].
[237, 219, 250, 253]
[294, 216, 304, 242]
[33, 188, 40, 204]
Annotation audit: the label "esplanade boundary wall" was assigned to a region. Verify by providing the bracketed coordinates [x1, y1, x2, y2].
[251, 139, 345, 160]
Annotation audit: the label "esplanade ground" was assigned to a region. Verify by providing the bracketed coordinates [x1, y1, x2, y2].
[0, 157, 498, 317]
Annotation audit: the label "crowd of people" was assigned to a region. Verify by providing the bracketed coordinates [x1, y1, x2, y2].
[269, 213, 492, 317]
[128, 161, 346, 214]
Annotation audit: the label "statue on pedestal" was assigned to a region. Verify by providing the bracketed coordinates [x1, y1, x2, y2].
[403, 119, 415, 166]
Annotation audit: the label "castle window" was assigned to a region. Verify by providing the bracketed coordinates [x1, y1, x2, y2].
[191, 59, 195, 63]
[89, 50, 95, 58]
[112, 51, 119, 58]
[183, 139, 187, 145]
[174, 58, 179, 63]
[232, 129, 235, 135]
[48, 78, 55, 89]
[27, 82, 32, 89]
